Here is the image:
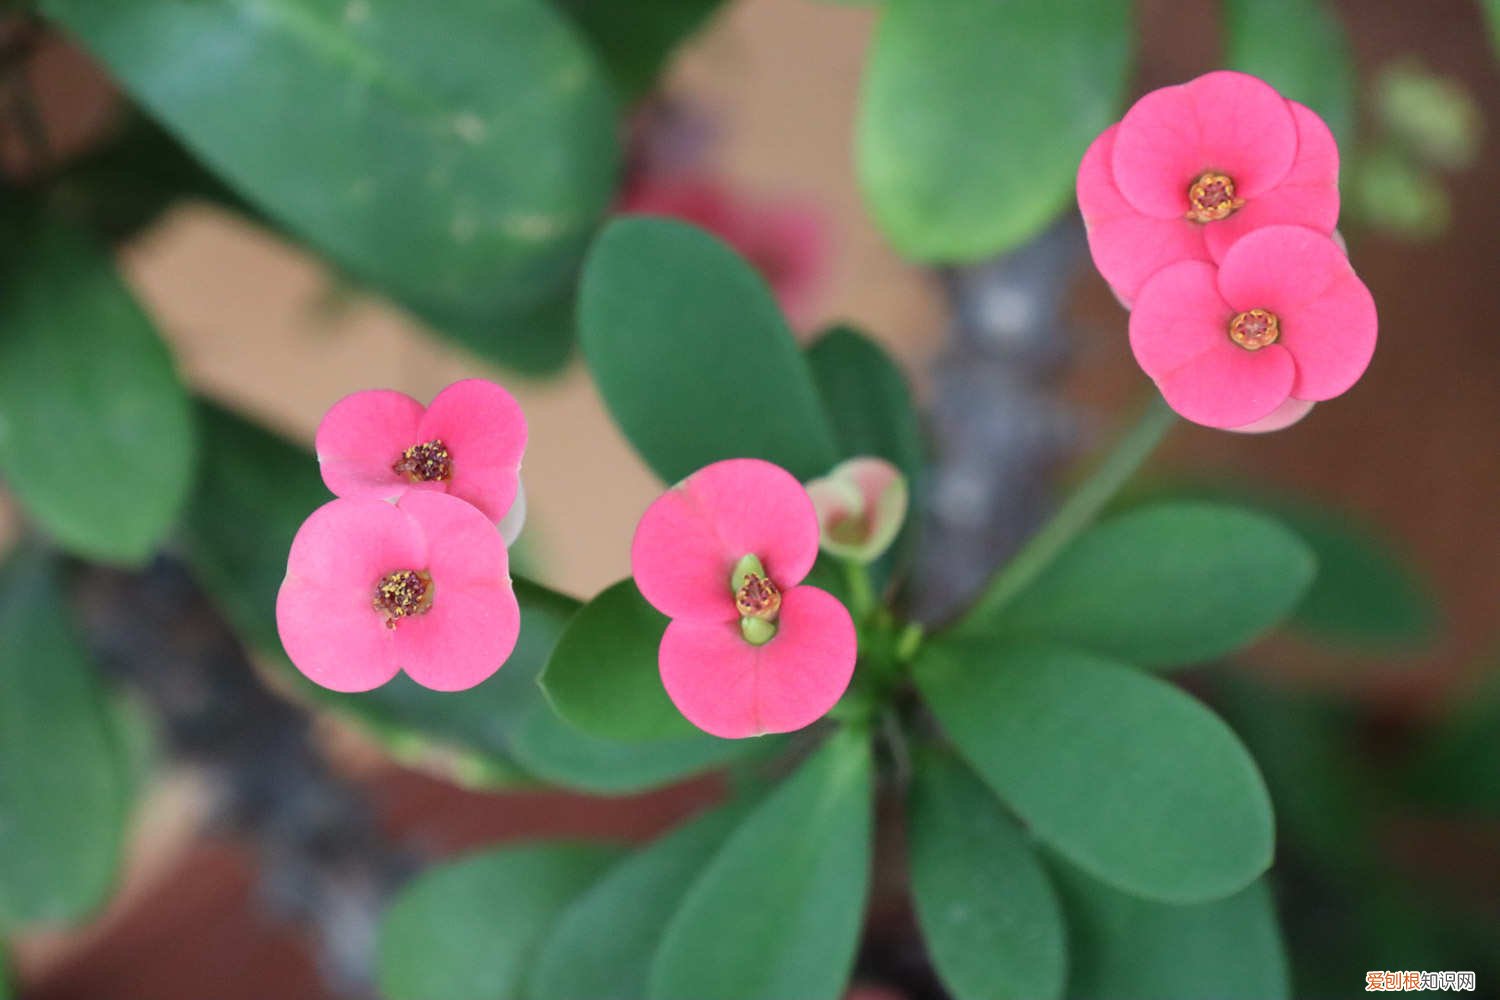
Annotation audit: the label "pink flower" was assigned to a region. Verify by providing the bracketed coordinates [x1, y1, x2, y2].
[630, 459, 857, 739]
[276, 492, 519, 692]
[1129, 225, 1376, 431]
[617, 174, 829, 330]
[1077, 71, 1340, 305]
[315, 379, 527, 534]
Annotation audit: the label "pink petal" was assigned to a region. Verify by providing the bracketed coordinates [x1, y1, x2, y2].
[658, 585, 857, 739]
[1155, 343, 1296, 429]
[397, 492, 510, 587]
[419, 379, 527, 525]
[1112, 71, 1299, 219]
[631, 459, 821, 621]
[276, 498, 426, 692]
[1227, 396, 1315, 434]
[1216, 225, 1377, 400]
[1128, 261, 1235, 378]
[315, 389, 425, 500]
[1078, 125, 1209, 302]
[1204, 101, 1341, 261]
[393, 582, 520, 692]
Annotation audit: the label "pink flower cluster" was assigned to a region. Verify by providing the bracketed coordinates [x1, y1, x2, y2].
[276, 380, 527, 692]
[1078, 71, 1377, 431]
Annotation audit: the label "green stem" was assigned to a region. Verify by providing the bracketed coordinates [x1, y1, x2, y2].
[958, 393, 1177, 629]
[843, 558, 876, 622]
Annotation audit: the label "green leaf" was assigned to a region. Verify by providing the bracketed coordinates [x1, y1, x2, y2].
[649, 730, 873, 1000]
[554, 0, 726, 99]
[908, 748, 1066, 1000]
[805, 325, 923, 487]
[0, 549, 131, 928]
[982, 502, 1316, 669]
[377, 843, 618, 1000]
[1052, 859, 1289, 1000]
[1275, 504, 1436, 649]
[0, 218, 194, 565]
[1486, 0, 1500, 56]
[581, 217, 840, 484]
[856, 0, 1130, 261]
[1225, 0, 1356, 144]
[531, 803, 746, 1000]
[540, 579, 689, 742]
[1405, 670, 1500, 817]
[916, 641, 1273, 903]
[44, 0, 620, 373]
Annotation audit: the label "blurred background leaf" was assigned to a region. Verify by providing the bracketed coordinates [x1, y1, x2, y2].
[908, 748, 1066, 1000]
[377, 842, 619, 1000]
[1051, 860, 1289, 1000]
[856, 0, 1130, 260]
[0, 547, 132, 929]
[648, 731, 872, 1000]
[1225, 0, 1356, 144]
[0, 216, 194, 565]
[42, 0, 621, 374]
[917, 641, 1273, 903]
[553, 0, 727, 100]
[581, 218, 839, 483]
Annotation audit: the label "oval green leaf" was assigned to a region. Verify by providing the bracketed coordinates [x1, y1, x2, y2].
[985, 502, 1315, 669]
[540, 579, 694, 742]
[43, 0, 620, 372]
[0, 548, 131, 927]
[916, 641, 1274, 903]
[377, 843, 618, 1000]
[580, 218, 840, 484]
[555, 0, 727, 99]
[530, 803, 746, 1000]
[0, 219, 194, 565]
[649, 730, 873, 1000]
[908, 748, 1066, 1000]
[1052, 859, 1290, 999]
[856, 0, 1130, 261]
[1226, 0, 1356, 144]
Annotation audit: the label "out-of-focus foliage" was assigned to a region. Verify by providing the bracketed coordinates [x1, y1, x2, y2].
[0, 216, 194, 565]
[0, 548, 131, 928]
[856, 0, 1130, 261]
[378, 844, 620, 1000]
[554, 0, 726, 99]
[43, 0, 621, 373]
[1225, 0, 1355, 144]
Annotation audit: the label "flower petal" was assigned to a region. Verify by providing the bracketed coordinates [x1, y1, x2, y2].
[1216, 224, 1347, 313]
[282, 497, 428, 595]
[419, 379, 527, 524]
[1128, 261, 1234, 377]
[1078, 125, 1209, 303]
[315, 389, 424, 500]
[393, 582, 520, 692]
[1204, 101, 1341, 261]
[658, 585, 856, 739]
[1112, 71, 1299, 219]
[1155, 343, 1296, 430]
[1227, 396, 1315, 434]
[631, 459, 821, 621]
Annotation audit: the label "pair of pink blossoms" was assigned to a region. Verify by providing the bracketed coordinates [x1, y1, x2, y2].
[1078, 71, 1378, 431]
[276, 380, 891, 740]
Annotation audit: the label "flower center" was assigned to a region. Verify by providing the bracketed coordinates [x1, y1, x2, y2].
[393, 439, 452, 483]
[730, 554, 780, 646]
[735, 572, 782, 620]
[1185, 171, 1245, 223]
[373, 569, 433, 628]
[1228, 308, 1281, 351]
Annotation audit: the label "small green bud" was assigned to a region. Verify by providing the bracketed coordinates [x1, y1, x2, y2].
[739, 616, 777, 646]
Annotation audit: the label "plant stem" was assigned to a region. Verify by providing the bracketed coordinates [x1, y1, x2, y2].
[956, 393, 1177, 629]
[843, 558, 876, 622]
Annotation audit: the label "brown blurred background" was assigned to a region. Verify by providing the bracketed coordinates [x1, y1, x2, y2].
[6, 0, 1498, 996]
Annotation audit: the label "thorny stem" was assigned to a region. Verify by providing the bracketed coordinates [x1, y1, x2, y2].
[956, 393, 1177, 629]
